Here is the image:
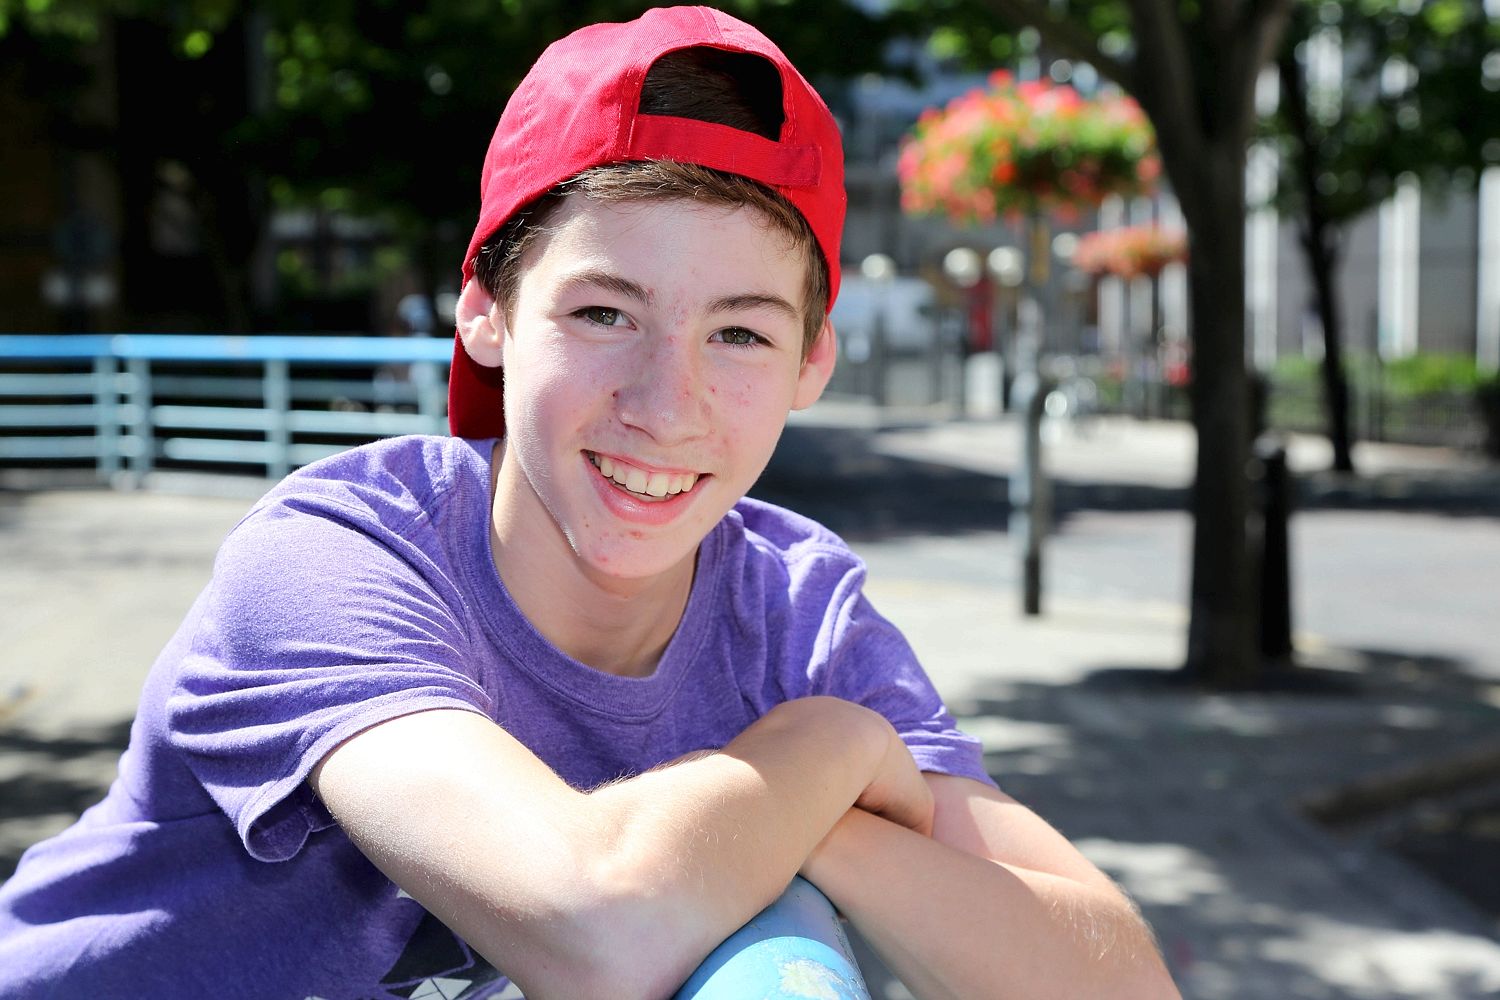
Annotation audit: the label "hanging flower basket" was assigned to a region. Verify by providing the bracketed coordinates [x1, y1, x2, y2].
[1072, 224, 1188, 280]
[898, 71, 1161, 226]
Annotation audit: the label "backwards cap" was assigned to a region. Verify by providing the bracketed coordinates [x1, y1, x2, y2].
[449, 4, 846, 438]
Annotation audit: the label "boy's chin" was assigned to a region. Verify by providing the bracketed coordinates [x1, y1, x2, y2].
[572, 536, 701, 586]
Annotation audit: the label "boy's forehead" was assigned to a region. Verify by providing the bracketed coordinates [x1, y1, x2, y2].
[528, 191, 808, 264]
[519, 195, 809, 308]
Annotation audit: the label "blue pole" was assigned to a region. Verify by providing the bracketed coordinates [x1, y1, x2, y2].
[674, 877, 871, 1000]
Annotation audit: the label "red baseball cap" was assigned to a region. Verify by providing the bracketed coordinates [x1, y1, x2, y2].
[448, 5, 846, 438]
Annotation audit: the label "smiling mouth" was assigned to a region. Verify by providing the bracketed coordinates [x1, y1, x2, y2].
[587, 452, 700, 498]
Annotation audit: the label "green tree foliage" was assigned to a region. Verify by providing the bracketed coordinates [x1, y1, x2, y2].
[1263, 0, 1500, 472]
[1268, 0, 1500, 222]
[3, 0, 899, 327]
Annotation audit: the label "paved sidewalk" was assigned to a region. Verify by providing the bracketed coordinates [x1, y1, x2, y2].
[3, 412, 1499, 998]
[776, 408, 1500, 999]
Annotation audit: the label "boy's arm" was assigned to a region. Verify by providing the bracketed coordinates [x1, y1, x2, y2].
[307, 697, 931, 1000]
[802, 773, 1182, 1000]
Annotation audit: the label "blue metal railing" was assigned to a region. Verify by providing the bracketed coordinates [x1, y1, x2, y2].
[0, 334, 453, 483]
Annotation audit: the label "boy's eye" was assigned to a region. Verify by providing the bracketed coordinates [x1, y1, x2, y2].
[713, 327, 766, 348]
[576, 306, 625, 327]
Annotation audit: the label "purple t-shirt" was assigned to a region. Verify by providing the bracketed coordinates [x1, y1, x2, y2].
[0, 435, 990, 999]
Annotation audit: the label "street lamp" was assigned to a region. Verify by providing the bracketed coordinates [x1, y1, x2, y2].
[988, 246, 1024, 284]
[1008, 237, 1050, 617]
[860, 253, 896, 407]
[987, 247, 1024, 411]
[942, 247, 982, 288]
[947, 243, 1047, 616]
[941, 248, 985, 413]
[860, 251, 896, 282]
[1051, 233, 1087, 356]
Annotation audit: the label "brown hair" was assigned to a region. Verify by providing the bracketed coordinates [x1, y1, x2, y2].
[470, 48, 830, 356]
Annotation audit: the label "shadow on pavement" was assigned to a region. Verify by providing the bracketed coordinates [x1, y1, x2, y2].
[0, 719, 133, 879]
[1299, 473, 1500, 519]
[761, 423, 1498, 547]
[846, 643, 1500, 997]
[757, 424, 1192, 540]
[933, 646, 1500, 992]
[996, 650, 1488, 923]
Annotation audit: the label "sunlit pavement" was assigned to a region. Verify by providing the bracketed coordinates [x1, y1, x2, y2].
[778, 407, 1500, 999]
[3, 410, 1500, 998]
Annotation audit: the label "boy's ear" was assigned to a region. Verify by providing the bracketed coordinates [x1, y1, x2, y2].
[791, 317, 838, 411]
[455, 279, 506, 368]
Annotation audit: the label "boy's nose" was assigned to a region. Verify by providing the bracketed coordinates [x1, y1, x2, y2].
[614, 335, 712, 444]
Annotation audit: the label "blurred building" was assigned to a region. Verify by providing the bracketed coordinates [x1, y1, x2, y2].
[836, 45, 1500, 375]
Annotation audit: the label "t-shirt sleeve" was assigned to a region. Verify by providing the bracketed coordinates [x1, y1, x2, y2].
[812, 566, 995, 789]
[165, 504, 492, 863]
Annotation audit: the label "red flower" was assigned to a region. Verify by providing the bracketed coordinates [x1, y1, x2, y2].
[1072, 224, 1187, 279]
[899, 75, 1160, 223]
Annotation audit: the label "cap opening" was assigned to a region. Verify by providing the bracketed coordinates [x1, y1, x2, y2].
[639, 47, 784, 142]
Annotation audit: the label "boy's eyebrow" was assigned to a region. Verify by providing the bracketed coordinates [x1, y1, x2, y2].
[708, 292, 801, 323]
[558, 268, 654, 305]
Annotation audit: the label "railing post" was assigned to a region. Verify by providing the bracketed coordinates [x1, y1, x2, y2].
[413, 360, 447, 434]
[125, 356, 154, 485]
[265, 358, 291, 480]
[93, 354, 120, 480]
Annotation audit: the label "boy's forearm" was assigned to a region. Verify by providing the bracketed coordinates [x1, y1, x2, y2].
[802, 808, 1182, 1000]
[498, 697, 926, 997]
[313, 701, 923, 999]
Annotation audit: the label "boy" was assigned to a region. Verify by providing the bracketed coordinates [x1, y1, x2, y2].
[0, 7, 1179, 998]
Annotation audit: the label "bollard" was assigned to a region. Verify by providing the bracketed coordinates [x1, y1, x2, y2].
[869, 308, 889, 409]
[1251, 435, 1294, 662]
[673, 877, 870, 1000]
[1479, 380, 1500, 460]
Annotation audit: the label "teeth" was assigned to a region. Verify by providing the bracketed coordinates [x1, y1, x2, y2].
[590, 452, 698, 497]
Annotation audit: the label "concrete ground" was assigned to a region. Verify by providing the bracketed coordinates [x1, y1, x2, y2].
[2, 411, 1499, 998]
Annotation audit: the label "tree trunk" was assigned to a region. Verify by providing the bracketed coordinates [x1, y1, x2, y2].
[1278, 48, 1356, 473]
[969, 0, 1293, 688]
[1179, 142, 1260, 688]
[1305, 225, 1355, 472]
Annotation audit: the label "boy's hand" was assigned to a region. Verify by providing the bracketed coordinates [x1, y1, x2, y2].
[753, 697, 933, 838]
[801, 777, 1185, 999]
